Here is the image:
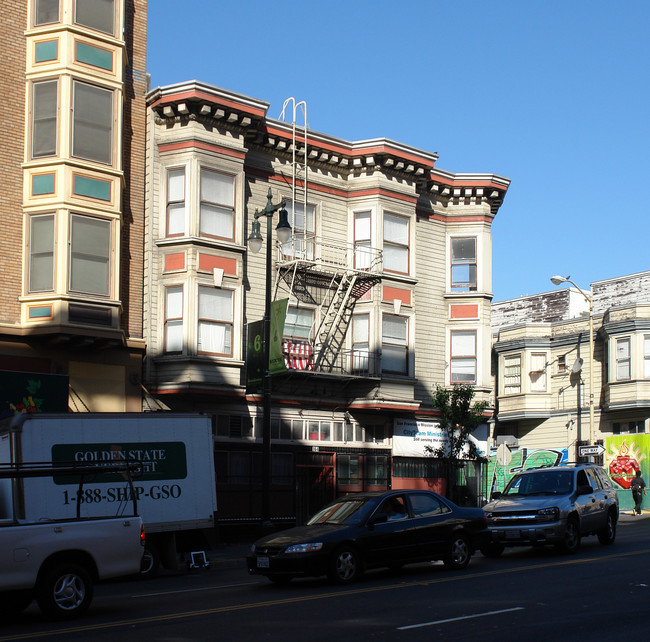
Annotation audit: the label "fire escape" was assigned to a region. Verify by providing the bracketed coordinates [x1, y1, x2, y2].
[271, 98, 383, 379]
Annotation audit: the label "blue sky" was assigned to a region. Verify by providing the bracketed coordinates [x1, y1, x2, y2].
[147, 0, 650, 302]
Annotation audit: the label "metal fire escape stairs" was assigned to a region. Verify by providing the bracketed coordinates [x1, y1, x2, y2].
[274, 98, 382, 375]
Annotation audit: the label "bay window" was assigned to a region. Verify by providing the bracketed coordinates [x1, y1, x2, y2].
[32, 80, 58, 158]
[166, 168, 185, 236]
[352, 313, 370, 373]
[164, 286, 183, 353]
[29, 214, 55, 292]
[35, 0, 60, 26]
[74, 0, 115, 35]
[69, 214, 111, 296]
[382, 314, 408, 374]
[383, 213, 409, 274]
[450, 330, 477, 384]
[616, 337, 631, 381]
[72, 81, 113, 165]
[504, 354, 521, 394]
[199, 169, 234, 240]
[451, 237, 477, 291]
[529, 353, 547, 392]
[645, 335, 650, 378]
[354, 211, 372, 269]
[198, 286, 233, 356]
[283, 201, 315, 259]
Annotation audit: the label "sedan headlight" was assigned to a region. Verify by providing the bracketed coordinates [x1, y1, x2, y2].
[536, 507, 560, 521]
[284, 542, 323, 554]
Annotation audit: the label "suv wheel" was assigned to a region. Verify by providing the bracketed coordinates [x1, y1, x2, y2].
[556, 516, 580, 554]
[597, 511, 617, 545]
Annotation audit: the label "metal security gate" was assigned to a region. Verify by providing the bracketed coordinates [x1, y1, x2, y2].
[295, 452, 335, 524]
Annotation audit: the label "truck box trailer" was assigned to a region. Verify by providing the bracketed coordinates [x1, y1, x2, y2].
[0, 412, 217, 575]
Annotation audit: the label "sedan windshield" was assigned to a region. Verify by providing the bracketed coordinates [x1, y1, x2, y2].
[307, 498, 374, 525]
[503, 470, 573, 496]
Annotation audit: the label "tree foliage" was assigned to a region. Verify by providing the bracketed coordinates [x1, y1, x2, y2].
[427, 384, 488, 462]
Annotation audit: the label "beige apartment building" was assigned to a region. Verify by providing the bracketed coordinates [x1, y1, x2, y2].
[0, 0, 148, 414]
[144, 81, 510, 523]
[492, 271, 650, 463]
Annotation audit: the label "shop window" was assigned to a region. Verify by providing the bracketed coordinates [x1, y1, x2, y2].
[69, 214, 111, 296]
[29, 214, 54, 292]
[337, 454, 361, 486]
[366, 456, 388, 485]
[198, 286, 233, 356]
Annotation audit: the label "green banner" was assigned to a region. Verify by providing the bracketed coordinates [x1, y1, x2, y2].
[51, 442, 188, 483]
[245, 299, 288, 393]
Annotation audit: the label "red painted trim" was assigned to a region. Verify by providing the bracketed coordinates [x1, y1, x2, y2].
[151, 89, 267, 118]
[158, 139, 246, 160]
[164, 253, 185, 272]
[382, 286, 412, 305]
[198, 254, 238, 276]
[450, 304, 479, 319]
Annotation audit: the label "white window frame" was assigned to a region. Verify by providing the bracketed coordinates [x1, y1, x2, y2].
[34, 0, 60, 26]
[197, 286, 234, 357]
[164, 286, 183, 354]
[450, 236, 477, 291]
[383, 212, 409, 275]
[504, 354, 522, 394]
[354, 211, 372, 270]
[382, 314, 408, 375]
[616, 337, 631, 381]
[74, 0, 116, 36]
[284, 306, 313, 341]
[282, 200, 316, 260]
[32, 79, 58, 159]
[352, 313, 370, 373]
[166, 167, 186, 237]
[529, 352, 547, 392]
[199, 168, 235, 241]
[644, 334, 650, 379]
[450, 330, 477, 384]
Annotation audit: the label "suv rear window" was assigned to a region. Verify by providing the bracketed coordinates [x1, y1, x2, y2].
[504, 470, 573, 496]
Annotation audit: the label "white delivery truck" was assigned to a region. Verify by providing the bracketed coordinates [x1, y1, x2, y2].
[0, 412, 217, 576]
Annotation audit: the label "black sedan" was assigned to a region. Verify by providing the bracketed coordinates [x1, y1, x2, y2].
[247, 490, 489, 584]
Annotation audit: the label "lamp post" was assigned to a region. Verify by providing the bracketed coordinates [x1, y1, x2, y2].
[248, 188, 291, 528]
[550, 275, 595, 451]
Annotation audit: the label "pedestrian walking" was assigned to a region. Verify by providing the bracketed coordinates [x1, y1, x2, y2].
[630, 470, 646, 515]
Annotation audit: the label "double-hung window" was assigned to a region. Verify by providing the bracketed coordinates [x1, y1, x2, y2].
[72, 81, 113, 165]
[450, 330, 477, 384]
[32, 80, 58, 158]
[69, 214, 111, 296]
[504, 355, 521, 394]
[29, 214, 55, 292]
[382, 314, 408, 375]
[451, 237, 477, 290]
[616, 337, 631, 381]
[284, 306, 313, 341]
[354, 211, 372, 269]
[166, 168, 185, 236]
[284, 201, 315, 259]
[199, 169, 235, 241]
[198, 287, 233, 356]
[74, 0, 115, 35]
[352, 313, 370, 373]
[383, 213, 409, 274]
[164, 286, 183, 353]
[645, 335, 650, 378]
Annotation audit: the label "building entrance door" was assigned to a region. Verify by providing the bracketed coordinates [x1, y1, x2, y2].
[295, 452, 335, 525]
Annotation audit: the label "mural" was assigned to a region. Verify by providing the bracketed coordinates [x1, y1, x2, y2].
[0, 370, 69, 420]
[604, 434, 650, 513]
[487, 447, 569, 496]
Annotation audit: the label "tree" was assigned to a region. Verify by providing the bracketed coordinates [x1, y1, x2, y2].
[427, 384, 488, 505]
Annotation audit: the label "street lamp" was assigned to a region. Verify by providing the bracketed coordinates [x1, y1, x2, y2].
[248, 187, 291, 528]
[550, 275, 595, 451]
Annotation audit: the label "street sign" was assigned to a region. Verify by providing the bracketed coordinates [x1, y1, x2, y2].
[579, 444, 605, 457]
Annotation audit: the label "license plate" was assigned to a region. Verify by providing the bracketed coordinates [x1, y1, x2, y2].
[506, 530, 520, 540]
[257, 556, 270, 568]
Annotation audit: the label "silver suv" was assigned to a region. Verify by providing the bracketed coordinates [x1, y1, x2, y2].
[482, 463, 619, 556]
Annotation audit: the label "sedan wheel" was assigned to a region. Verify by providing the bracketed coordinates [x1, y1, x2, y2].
[328, 546, 361, 584]
[444, 533, 471, 569]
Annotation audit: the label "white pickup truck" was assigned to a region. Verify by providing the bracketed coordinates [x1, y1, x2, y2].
[0, 461, 144, 619]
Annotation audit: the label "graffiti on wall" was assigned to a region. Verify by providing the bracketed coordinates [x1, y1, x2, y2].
[487, 447, 569, 495]
[604, 434, 650, 512]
